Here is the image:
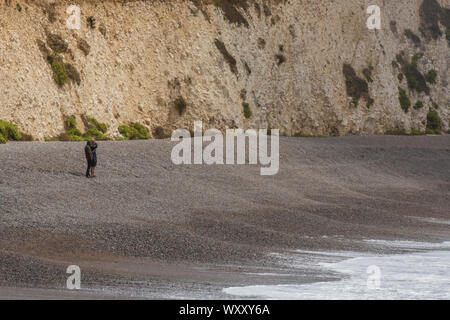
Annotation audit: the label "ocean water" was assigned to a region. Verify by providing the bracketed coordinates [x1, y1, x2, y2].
[223, 241, 450, 300]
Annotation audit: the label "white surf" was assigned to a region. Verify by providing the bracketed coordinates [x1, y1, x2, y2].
[223, 241, 450, 300]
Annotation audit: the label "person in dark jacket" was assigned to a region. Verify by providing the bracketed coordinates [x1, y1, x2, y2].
[84, 141, 93, 178]
[90, 139, 98, 178]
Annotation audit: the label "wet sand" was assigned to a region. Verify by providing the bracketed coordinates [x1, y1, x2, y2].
[0, 136, 449, 298]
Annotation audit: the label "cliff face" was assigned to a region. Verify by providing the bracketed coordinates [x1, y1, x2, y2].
[0, 0, 448, 140]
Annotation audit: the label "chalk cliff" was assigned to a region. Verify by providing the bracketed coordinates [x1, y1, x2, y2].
[0, 0, 448, 140]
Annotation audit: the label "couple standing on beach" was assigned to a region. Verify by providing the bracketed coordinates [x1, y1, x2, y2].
[84, 139, 98, 178]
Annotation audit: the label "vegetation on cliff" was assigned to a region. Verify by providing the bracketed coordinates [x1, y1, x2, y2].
[419, 0, 450, 40]
[343, 64, 371, 108]
[398, 88, 411, 113]
[118, 123, 150, 140]
[174, 97, 187, 116]
[242, 102, 252, 118]
[57, 116, 108, 141]
[0, 120, 22, 144]
[426, 109, 442, 134]
[1, 0, 448, 139]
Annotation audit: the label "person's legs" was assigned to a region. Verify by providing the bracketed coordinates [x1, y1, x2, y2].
[86, 160, 91, 177]
[91, 158, 97, 177]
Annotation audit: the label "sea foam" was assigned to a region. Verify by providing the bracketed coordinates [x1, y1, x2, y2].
[223, 241, 450, 299]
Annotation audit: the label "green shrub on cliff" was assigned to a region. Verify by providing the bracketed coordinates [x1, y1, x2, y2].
[118, 123, 150, 140]
[426, 109, 442, 134]
[61, 116, 84, 141]
[414, 100, 424, 110]
[45, 50, 81, 86]
[0, 120, 22, 141]
[242, 102, 252, 118]
[343, 64, 370, 107]
[0, 133, 6, 144]
[174, 97, 187, 116]
[404, 29, 421, 45]
[47, 54, 70, 87]
[84, 127, 107, 141]
[404, 62, 428, 93]
[58, 132, 85, 142]
[85, 116, 108, 134]
[64, 116, 77, 130]
[410, 129, 426, 136]
[398, 88, 411, 112]
[425, 69, 437, 84]
[61, 116, 108, 141]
